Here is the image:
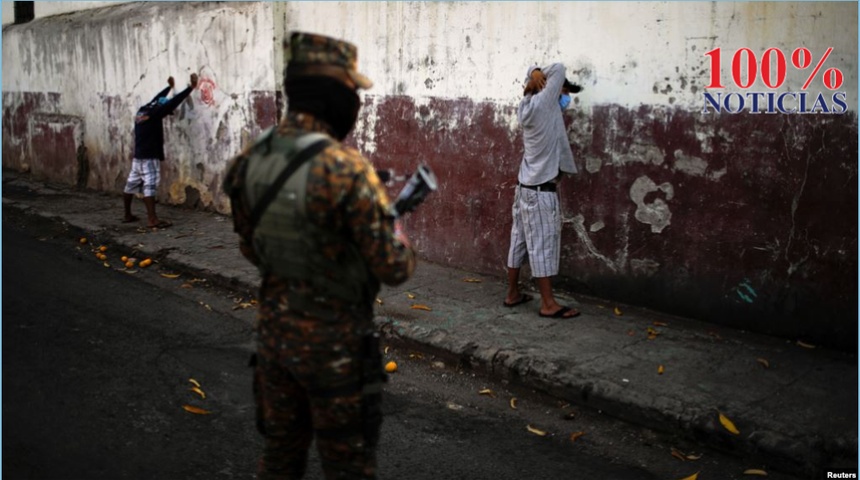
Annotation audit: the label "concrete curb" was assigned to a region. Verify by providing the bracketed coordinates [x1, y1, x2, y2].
[377, 316, 855, 478]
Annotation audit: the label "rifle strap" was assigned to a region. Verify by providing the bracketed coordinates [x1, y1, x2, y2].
[249, 137, 331, 230]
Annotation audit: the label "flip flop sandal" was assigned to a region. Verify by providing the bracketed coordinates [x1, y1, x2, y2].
[539, 306, 580, 318]
[149, 220, 173, 229]
[503, 293, 534, 308]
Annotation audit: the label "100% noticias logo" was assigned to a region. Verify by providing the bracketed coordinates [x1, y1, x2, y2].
[702, 47, 848, 114]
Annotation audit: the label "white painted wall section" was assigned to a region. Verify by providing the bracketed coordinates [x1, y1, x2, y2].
[279, 2, 857, 109]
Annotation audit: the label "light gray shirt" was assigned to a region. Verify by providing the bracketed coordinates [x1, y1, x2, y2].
[517, 62, 577, 186]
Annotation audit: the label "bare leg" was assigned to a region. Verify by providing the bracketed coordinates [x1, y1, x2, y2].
[535, 277, 578, 317]
[505, 267, 523, 305]
[123, 193, 136, 222]
[143, 196, 159, 227]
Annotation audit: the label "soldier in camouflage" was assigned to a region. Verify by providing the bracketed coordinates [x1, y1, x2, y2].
[223, 32, 416, 479]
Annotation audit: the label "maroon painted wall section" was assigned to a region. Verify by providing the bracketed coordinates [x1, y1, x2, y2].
[28, 113, 85, 186]
[568, 107, 857, 350]
[251, 91, 279, 133]
[358, 95, 858, 350]
[2, 92, 62, 172]
[356, 96, 522, 273]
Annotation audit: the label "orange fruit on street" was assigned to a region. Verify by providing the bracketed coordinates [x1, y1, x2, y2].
[121, 256, 128, 262]
[139, 259, 152, 268]
[79, 237, 87, 244]
[99, 246, 108, 252]
[384, 361, 398, 373]
[125, 260, 135, 269]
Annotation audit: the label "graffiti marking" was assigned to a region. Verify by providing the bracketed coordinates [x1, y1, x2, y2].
[734, 278, 758, 304]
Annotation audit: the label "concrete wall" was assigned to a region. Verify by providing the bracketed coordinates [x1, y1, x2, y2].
[3, 1, 857, 349]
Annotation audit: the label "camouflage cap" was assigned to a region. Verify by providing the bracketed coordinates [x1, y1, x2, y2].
[283, 31, 373, 89]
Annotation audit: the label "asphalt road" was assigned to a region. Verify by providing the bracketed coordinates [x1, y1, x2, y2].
[3, 207, 259, 479]
[2, 205, 798, 480]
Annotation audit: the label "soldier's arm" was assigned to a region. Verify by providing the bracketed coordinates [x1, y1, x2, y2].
[342, 157, 416, 286]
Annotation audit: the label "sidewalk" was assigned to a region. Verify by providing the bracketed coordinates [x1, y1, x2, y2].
[3, 170, 857, 477]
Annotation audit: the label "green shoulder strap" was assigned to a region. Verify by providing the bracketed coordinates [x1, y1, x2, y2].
[248, 134, 331, 230]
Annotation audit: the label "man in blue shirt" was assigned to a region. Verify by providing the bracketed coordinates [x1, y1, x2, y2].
[123, 73, 198, 229]
[504, 63, 580, 318]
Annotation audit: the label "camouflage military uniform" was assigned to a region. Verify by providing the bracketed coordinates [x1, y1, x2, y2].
[223, 33, 415, 480]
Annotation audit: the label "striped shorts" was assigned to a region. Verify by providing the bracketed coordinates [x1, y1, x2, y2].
[123, 158, 161, 197]
[506, 185, 561, 278]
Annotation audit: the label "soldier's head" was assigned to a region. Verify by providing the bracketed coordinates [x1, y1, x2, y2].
[283, 32, 373, 140]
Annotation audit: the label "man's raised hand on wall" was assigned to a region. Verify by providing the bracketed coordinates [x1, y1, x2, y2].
[524, 68, 547, 95]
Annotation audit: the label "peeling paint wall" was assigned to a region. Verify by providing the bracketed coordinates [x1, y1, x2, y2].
[279, 2, 857, 109]
[3, 1, 278, 212]
[279, 2, 857, 348]
[2, 2, 857, 348]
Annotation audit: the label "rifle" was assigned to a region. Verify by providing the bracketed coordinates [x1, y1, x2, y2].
[377, 164, 438, 217]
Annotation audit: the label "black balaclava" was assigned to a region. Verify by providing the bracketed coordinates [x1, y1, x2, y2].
[285, 74, 361, 141]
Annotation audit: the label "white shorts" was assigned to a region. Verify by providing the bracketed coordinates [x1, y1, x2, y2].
[123, 158, 161, 197]
[506, 185, 561, 278]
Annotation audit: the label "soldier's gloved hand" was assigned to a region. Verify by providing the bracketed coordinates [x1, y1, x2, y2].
[190, 73, 199, 89]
